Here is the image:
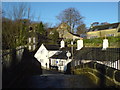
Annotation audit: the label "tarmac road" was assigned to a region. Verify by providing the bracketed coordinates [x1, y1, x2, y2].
[16, 69, 98, 88]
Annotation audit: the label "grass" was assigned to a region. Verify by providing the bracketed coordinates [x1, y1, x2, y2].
[83, 36, 120, 48]
[65, 36, 120, 48]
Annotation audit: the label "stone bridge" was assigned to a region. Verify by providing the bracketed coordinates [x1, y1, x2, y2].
[2, 47, 120, 89]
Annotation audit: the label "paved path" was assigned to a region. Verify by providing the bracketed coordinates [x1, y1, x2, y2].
[15, 69, 98, 88]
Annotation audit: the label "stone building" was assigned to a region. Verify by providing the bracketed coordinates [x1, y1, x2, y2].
[56, 23, 81, 40]
[87, 22, 120, 39]
[27, 24, 38, 51]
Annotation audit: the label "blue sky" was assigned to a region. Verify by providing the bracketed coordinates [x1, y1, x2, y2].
[2, 2, 118, 28]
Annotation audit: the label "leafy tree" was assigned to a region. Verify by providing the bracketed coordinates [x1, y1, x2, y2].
[57, 7, 84, 33]
[48, 29, 59, 44]
[76, 24, 87, 35]
[37, 22, 46, 35]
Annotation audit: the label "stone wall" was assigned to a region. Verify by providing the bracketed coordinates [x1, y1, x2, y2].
[73, 62, 120, 88]
[2, 48, 42, 88]
[2, 47, 24, 68]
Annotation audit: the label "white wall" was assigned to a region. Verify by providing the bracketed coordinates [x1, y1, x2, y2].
[34, 44, 59, 69]
[34, 44, 49, 68]
[50, 58, 72, 71]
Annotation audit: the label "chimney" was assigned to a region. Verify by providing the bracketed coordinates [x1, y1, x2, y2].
[60, 40, 65, 48]
[76, 39, 83, 50]
[102, 39, 109, 50]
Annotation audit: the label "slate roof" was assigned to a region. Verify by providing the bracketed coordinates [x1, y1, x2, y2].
[44, 44, 60, 51]
[73, 47, 120, 61]
[50, 46, 120, 61]
[50, 47, 77, 59]
[50, 50, 72, 59]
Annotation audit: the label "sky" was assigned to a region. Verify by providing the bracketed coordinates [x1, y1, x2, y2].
[2, 2, 119, 28]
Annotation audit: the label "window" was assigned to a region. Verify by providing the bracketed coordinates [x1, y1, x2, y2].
[40, 59, 43, 63]
[28, 37, 31, 43]
[94, 29, 98, 31]
[29, 45, 31, 50]
[52, 59, 56, 66]
[109, 27, 113, 29]
[106, 34, 114, 37]
[33, 45, 35, 50]
[104, 27, 108, 29]
[29, 27, 33, 31]
[90, 36, 98, 39]
[50, 32, 53, 34]
[33, 37, 36, 43]
[59, 61, 64, 66]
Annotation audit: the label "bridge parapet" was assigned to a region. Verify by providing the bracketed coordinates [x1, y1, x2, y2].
[73, 62, 120, 88]
[2, 48, 42, 88]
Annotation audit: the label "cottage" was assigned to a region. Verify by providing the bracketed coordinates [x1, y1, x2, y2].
[34, 44, 60, 69]
[50, 47, 72, 72]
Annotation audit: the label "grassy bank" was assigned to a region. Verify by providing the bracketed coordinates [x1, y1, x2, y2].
[83, 36, 120, 48]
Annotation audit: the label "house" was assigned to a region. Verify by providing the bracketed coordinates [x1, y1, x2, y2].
[87, 22, 120, 39]
[34, 44, 60, 69]
[49, 38, 84, 71]
[50, 47, 73, 71]
[73, 47, 120, 70]
[56, 23, 81, 40]
[34, 38, 84, 71]
[27, 24, 38, 51]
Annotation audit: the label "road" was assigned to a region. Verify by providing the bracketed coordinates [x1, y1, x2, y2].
[12, 69, 98, 88]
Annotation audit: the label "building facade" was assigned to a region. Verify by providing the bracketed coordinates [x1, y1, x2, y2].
[34, 44, 60, 69]
[87, 23, 120, 39]
[56, 23, 81, 40]
[27, 24, 38, 51]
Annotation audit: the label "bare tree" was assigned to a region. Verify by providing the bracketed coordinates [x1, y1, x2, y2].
[6, 3, 26, 20]
[57, 7, 84, 33]
[2, 2, 33, 49]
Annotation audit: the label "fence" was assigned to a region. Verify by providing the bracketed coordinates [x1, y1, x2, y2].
[71, 60, 120, 71]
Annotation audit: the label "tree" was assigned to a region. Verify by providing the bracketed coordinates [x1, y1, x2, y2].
[57, 7, 84, 33]
[2, 18, 16, 49]
[37, 22, 46, 35]
[5, 3, 32, 21]
[76, 24, 87, 35]
[48, 29, 59, 44]
[2, 3, 32, 49]
[2, 18, 30, 49]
